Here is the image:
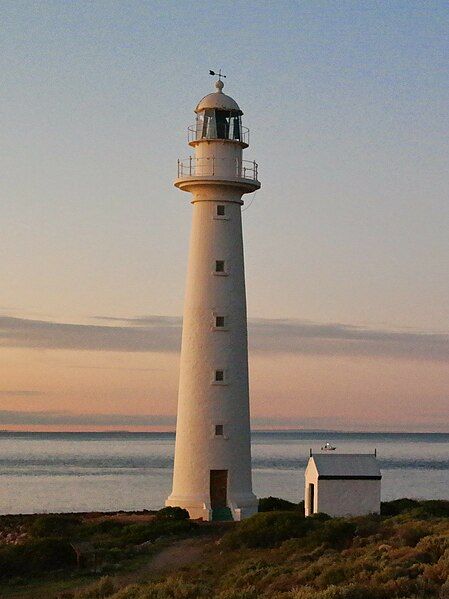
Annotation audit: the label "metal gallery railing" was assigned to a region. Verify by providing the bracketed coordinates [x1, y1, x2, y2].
[177, 157, 258, 181]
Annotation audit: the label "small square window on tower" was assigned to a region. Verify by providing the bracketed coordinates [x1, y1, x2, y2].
[215, 260, 225, 273]
[215, 369, 224, 382]
[215, 424, 224, 436]
[217, 204, 225, 216]
[215, 315, 225, 328]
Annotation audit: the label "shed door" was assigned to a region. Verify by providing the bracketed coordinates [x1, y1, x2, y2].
[309, 483, 315, 514]
[210, 470, 228, 509]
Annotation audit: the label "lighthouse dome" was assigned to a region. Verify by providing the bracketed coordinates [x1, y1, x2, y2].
[195, 80, 242, 115]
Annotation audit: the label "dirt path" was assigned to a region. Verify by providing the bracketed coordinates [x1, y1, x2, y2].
[116, 534, 216, 590]
[147, 537, 208, 572]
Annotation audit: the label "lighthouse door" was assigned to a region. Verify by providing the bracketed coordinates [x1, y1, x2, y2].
[210, 470, 228, 508]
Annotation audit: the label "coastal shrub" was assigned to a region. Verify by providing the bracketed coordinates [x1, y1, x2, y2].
[0, 537, 75, 579]
[113, 519, 196, 547]
[416, 535, 449, 562]
[440, 578, 449, 599]
[109, 576, 209, 598]
[75, 576, 116, 598]
[395, 522, 430, 547]
[316, 564, 352, 588]
[319, 584, 387, 599]
[288, 584, 388, 599]
[308, 519, 356, 550]
[156, 506, 190, 521]
[221, 511, 349, 551]
[351, 515, 381, 538]
[86, 518, 195, 548]
[90, 520, 126, 535]
[109, 586, 142, 599]
[289, 588, 317, 599]
[421, 548, 449, 586]
[380, 498, 420, 517]
[412, 500, 449, 519]
[215, 585, 259, 599]
[218, 558, 276, 591]
[221, 511, 313, 549]
[258, 496, 301, 512]
[30, 514, 81, 538]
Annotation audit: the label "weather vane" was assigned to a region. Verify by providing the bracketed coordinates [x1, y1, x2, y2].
[209, 69, 226, 81]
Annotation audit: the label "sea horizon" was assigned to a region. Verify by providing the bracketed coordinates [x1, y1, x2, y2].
[0, 430, 447, 515]
[1, 429, 448, 435]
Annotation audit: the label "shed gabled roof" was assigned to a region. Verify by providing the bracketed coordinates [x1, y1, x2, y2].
[310, 454, 381, 478]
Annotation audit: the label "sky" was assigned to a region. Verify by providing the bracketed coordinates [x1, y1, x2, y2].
[1, 1, 448, 432]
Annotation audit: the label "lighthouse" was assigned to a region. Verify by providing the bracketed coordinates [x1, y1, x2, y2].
[165, 77, 260, 521]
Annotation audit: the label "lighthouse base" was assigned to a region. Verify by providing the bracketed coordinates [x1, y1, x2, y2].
[165, 494, 258, 522]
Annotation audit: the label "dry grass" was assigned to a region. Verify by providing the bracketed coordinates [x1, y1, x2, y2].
[1, 500, 449, 599]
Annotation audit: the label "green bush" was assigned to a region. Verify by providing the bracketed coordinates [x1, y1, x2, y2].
[221, 511, 313, 549]
[89, 520, 126, 535]
[30, 514, 81, 538]
[380, 498, 449, 520]
[352, 515, 381, 538]
[156, 506, 190, 521]
[86, 517, 195, 547]
[221, 511, 346, 550]
[258, 497, 301, 513]
[0, 537, 76, 579]
[412, 500, 449, 519]
[309, 519, 357, 549]
[111, 519, 196, 547]
[380, 498, 420, 517]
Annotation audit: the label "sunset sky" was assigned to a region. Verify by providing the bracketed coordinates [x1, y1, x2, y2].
[1, 1, 448, 431]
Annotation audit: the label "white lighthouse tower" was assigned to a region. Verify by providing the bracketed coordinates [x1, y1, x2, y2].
[165, 76, 260, 521]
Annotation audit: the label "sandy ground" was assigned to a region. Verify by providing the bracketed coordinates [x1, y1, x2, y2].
[148, 537, 208, 571]
[114, 533, 217, 592]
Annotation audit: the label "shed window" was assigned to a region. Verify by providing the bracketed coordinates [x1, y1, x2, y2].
[215, 316, 225, 328]
[215, 424, 224, 436]
[215, 370, 224, 382]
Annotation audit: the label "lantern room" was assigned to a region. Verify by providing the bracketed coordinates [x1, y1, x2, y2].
[189, 79, 248, 145]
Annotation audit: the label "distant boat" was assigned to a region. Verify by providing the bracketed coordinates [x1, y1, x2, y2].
[321, 442, 336, 451]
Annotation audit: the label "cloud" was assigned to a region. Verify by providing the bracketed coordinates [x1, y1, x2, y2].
[0, 315, 180, 353]
[66, 365, 166, 372]
[1, 411, 447, 432]
[0, 390, 46, 397]
[0, 314, 448, 361]
[0, 410, 175, 426]
[251, 415, 353, 429]
[249, 318, 449, 361]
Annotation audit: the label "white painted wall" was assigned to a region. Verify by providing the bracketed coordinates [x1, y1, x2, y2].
[317, 479, 381, 517]
[166, 90, 259, 521]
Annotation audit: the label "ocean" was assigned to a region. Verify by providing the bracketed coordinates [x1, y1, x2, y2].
[0, 431, 448, 515]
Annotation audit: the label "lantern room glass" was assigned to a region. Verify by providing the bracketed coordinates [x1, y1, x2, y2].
[197, 109, 242, 141]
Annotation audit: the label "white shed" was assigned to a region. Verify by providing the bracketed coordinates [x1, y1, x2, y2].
[304, 453, 381, 517]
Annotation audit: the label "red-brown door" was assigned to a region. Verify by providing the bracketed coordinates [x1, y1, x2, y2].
[210, 470, 228, 509]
